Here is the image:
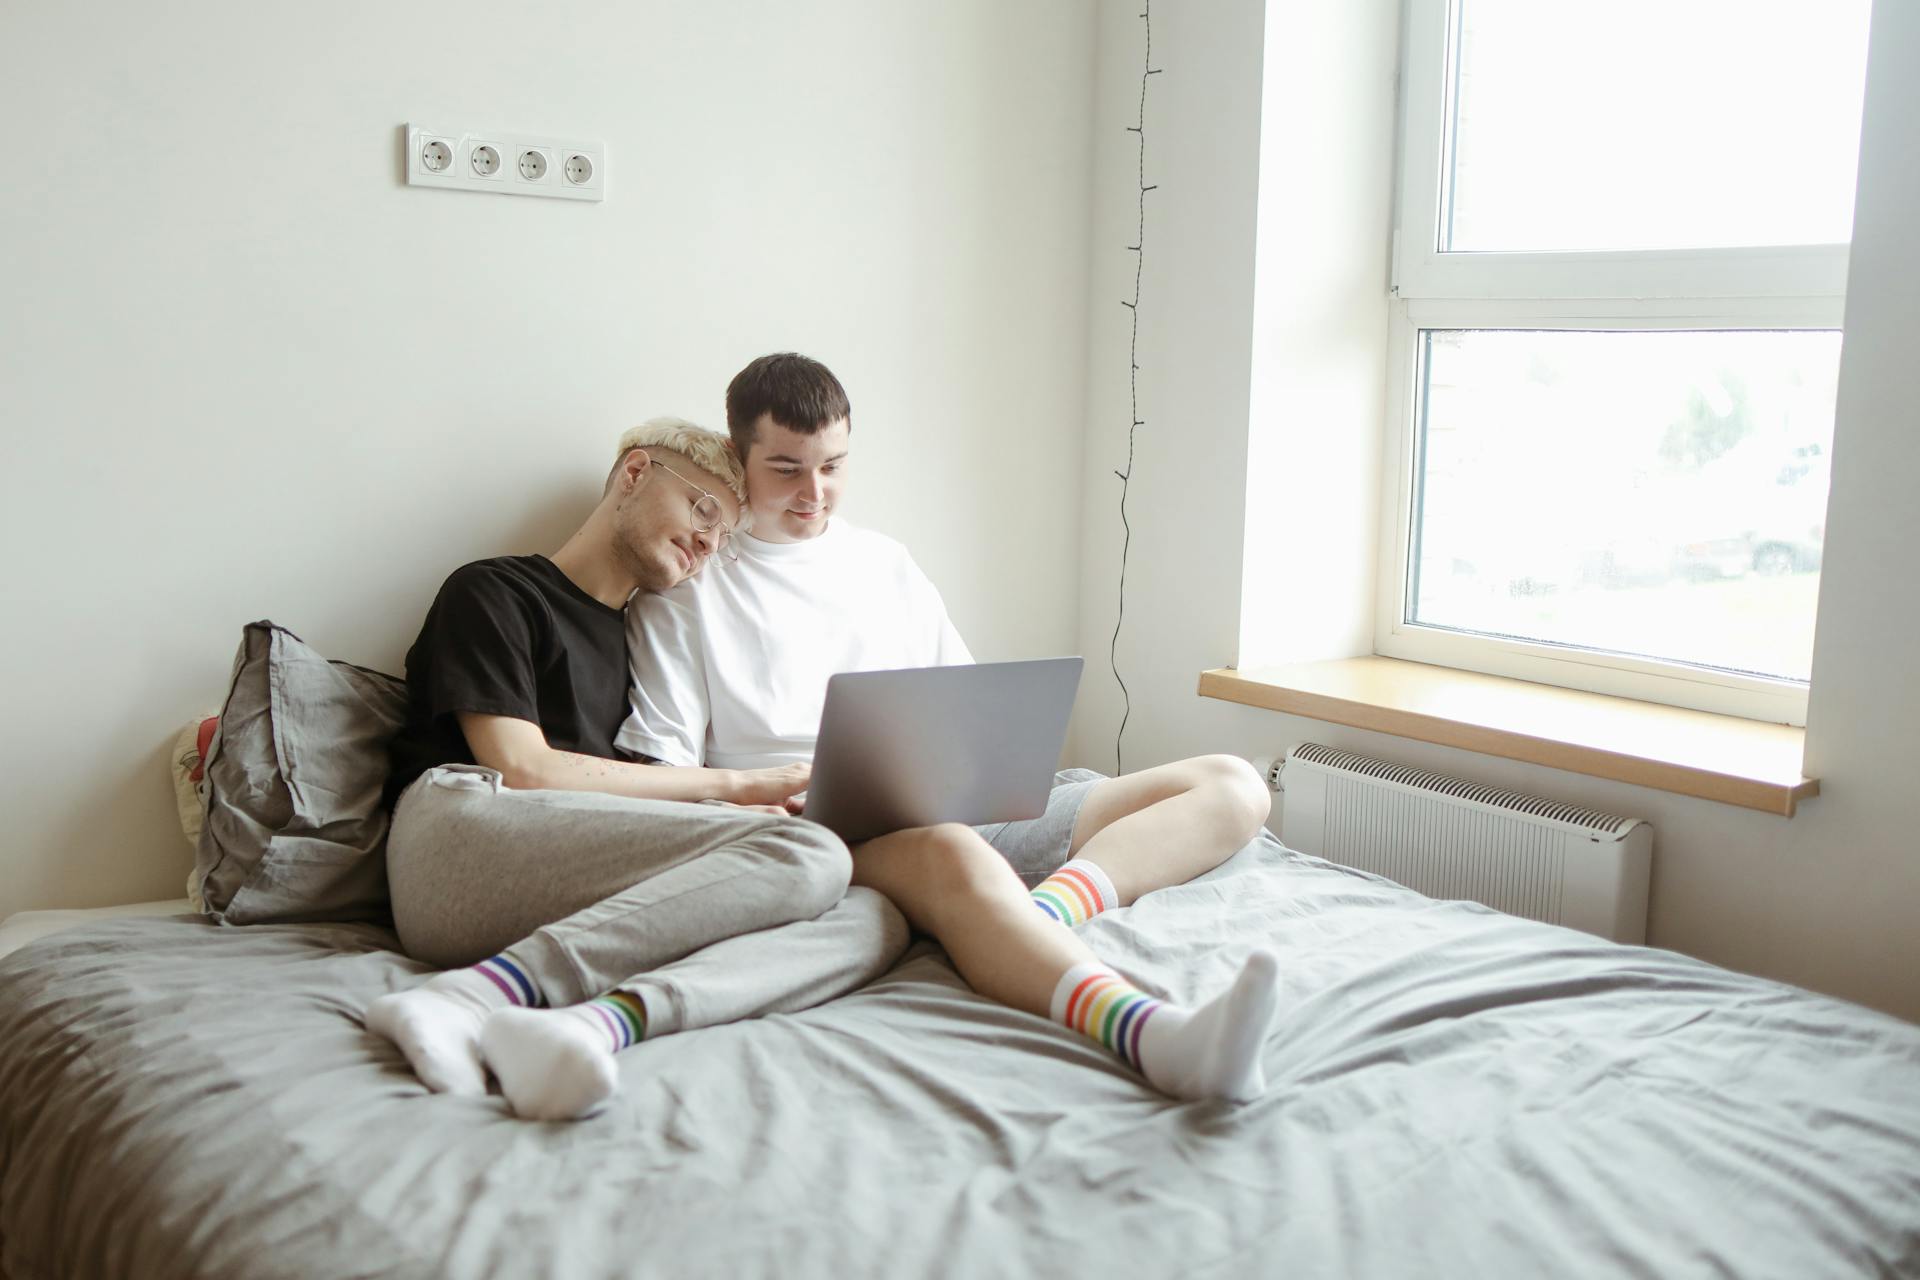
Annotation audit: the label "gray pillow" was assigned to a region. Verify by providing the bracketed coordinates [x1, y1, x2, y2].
[192, 622, 408, 925]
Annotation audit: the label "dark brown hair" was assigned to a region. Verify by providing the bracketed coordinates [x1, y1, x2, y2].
[725, 353, 852, 460]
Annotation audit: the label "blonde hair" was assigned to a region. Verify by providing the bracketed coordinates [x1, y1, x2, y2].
[607, 417, 746, 504]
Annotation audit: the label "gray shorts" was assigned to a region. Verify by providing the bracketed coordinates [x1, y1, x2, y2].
[972, 768, 1106, 887]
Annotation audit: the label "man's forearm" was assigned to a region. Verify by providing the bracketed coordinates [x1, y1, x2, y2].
[514, 749, 744, 804]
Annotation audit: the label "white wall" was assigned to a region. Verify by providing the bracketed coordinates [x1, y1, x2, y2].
[1238, 0, 1398, 669]
[0, 0, 1097, 916]
[1068, 0, 1395, 775]
[1068, 0, 1268, 781]
[1069, 0, 1920, 1022]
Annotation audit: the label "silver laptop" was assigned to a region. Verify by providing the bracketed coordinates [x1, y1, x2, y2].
[801, 657, 1084, 844]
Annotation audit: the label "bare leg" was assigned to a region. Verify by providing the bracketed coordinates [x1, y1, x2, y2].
[852, 754, 1270, 1016]
[851, 823, 1280, 1101]
[853, 823, 1082, 1017]
[1064, 755, 1270, 903]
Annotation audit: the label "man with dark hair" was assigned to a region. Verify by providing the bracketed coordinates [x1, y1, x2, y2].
[722, 351, 852, 460]
[364, 418, 908, 1121]
[618, 355, 1285, 1107]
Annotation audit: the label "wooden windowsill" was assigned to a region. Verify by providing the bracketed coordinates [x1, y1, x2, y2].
[1198, 657, 1817, 816]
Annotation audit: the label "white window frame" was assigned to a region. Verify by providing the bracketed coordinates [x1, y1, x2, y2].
[1376, 0, 1854, 726]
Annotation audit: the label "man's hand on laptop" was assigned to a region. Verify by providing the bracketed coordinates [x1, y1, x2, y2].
[728, 762, 810, 809]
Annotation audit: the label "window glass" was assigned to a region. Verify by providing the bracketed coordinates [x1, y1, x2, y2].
[1410, 329, 1841, 681]
[1443, 0, 1872, 253]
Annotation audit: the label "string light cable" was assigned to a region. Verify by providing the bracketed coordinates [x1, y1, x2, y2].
[1111, 0, 1160, 776]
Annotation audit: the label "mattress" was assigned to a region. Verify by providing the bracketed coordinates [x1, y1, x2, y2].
[0, 900, 190, 962]
[2, 835, 1917, 1279]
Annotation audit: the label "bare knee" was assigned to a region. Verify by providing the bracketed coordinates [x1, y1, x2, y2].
[1193, 754, 1271, 842]
[922, 823, 1023, 895]
[890, 823, 1028, 934]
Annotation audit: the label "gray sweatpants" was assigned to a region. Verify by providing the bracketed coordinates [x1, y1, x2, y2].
[386, 765, 910, 1035]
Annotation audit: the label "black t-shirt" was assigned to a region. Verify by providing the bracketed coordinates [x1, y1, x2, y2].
[384, 555, 632, 805]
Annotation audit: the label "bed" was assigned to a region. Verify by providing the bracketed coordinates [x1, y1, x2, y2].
[3, 831, 1917, 1280]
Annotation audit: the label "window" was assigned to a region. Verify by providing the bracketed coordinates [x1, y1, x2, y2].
[1381, 0, 1872, 724]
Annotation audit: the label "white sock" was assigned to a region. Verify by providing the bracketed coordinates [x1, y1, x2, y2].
[364, 967, 516, 1097]
[1049, 950, 1281, 1103]
[480, 992, 648, 1121]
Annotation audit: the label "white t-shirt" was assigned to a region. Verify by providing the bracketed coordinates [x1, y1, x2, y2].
[617, 519, 972, 769]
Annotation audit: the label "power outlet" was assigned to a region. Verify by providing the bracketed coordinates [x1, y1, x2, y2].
[468, 142, 504, 179]
[405, 125, 604, 202]
[516, 147, 553, 183]
[417, 135, 456, 174]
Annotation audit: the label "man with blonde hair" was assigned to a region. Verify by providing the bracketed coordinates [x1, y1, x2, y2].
[365, 418, 908, 1120]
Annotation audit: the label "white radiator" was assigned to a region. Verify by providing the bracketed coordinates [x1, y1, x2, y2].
[1277, 743, 1653, 944]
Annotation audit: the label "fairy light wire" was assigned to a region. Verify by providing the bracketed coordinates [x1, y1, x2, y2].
[1111, 0, 1160, 776]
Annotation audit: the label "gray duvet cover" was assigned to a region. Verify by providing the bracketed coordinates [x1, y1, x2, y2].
[2, 835, 1917, 1279]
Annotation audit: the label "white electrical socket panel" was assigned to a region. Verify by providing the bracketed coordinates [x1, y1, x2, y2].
[406, 124, 604, 202]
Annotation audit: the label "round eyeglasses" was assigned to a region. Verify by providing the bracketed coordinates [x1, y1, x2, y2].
[653, 463, 738, 563]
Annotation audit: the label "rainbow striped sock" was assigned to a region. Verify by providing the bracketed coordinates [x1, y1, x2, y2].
[1049, 962, 1163, 1072]
[466, 954, 547, 1008]
[1048, 953, 1282, 1102]
[1031, 859, 1119, 927]
[568, 991, 649, 1053]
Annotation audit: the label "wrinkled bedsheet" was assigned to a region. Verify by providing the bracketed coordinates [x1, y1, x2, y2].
[3, 835, 1917, 1279]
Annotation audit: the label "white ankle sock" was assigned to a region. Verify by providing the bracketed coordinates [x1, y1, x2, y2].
[365, 966, 518, 1097]
[480, 992, 649, 1121]
[1049, 950, 1281, 1103]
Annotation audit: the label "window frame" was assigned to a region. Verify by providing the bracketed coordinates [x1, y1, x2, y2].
[1377, 0, 1857, 727]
